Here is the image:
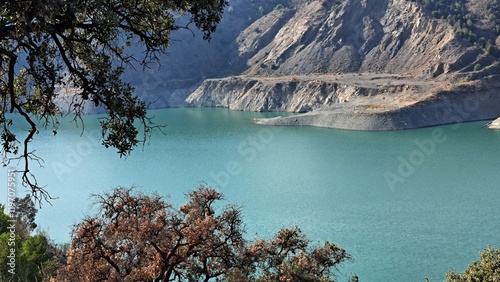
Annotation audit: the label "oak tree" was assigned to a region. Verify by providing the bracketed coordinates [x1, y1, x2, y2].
[446, 247, 500, 282]
[58, 186, 352, 281]
[59, 186, 245, 281]
[0, 0, 227, 202]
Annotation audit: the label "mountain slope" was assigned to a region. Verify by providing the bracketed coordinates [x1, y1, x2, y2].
[237, 0, 500, 78]
[184, 0, 500, 130]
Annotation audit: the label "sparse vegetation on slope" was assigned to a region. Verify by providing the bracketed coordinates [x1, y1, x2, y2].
[408, 0, 500, 55]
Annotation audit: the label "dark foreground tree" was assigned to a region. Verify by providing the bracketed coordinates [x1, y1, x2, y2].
[446, 247, 500, 282]
[0, 0, 227, 201]
[58, 186, 353, 281]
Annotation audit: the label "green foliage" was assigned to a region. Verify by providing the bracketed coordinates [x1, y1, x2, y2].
[0, 204, 59, 281]
[0, 204, 11, 234]
[486, 41, 500, 57]
[0, 0, 228, 202]
[487, 0, 500, 35]
[446, 247, 500, 281]
[0, 232, 22, 280]
[275, 3, 286, 10]
[18, 234, 51, 281]
[473, 63, 482, 71]
[407, 0, 500, 49]
[13, 195, 38, 238]
[407, 0, 467, 35]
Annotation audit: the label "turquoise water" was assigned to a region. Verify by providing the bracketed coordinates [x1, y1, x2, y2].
[1, 108, 500, 281]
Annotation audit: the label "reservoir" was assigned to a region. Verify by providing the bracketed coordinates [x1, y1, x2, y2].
[1, 107, 500, 281]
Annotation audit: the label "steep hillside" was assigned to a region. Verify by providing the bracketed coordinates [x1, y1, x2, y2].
[123, 0, 289, 108]
[235, 0, 500, 78]
[185, 0, 500, 130]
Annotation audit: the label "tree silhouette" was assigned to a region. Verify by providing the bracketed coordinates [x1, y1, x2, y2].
[0, 0, 227, 202]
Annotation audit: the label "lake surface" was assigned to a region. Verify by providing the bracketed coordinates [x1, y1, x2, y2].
[1, 108, 500, 281]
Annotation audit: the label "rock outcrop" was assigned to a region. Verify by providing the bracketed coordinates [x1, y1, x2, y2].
[187, 76, 343, 113]
[255, 77, 500, 130]
[187, 73, 435, 112]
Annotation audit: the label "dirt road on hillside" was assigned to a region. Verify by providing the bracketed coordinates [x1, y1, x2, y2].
[231, 73, 448, 112]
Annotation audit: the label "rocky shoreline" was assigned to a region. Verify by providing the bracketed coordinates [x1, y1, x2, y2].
[186, 74, 500, 131]
[254, 85, 500, 130]
[253, 105, 499, 131]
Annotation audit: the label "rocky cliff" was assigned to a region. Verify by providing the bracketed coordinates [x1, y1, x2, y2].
[186, 73, 435, 112]
[182, 0, 500, 130]
[254, 76, 500, 130]
[232, 0, 500, 77]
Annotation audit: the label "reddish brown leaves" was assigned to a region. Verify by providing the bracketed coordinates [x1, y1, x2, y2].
[58, 186, 352, 282]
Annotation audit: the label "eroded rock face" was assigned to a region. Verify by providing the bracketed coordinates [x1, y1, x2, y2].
[186, 74, 429, 113]
[184, 0, 500, 129]
[187, 77, 343, 112]
[240, 0, 493, 78]
[254, 78, 500, 130]
[236, 8, 294, 61]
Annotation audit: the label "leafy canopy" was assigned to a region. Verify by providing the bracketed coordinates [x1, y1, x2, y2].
[58, 186, 353, 281]
[0, 200, 61, 281]
[446, 247, 500, 282]
[0, 0, 227, 202]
